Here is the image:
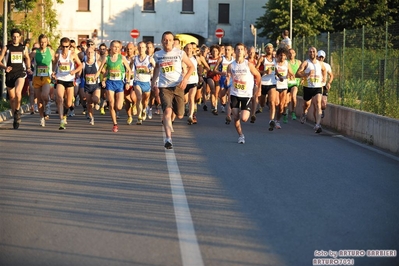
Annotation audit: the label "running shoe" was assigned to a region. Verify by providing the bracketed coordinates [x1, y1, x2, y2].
[203, 105, 208, 111]
[13, 110, 21, 129]
[238, 135, 245, 144]
[255, 107, 263, 114]
[147, 107, 153, 120]
[221, 106, 225, 113]
[89, 117, 94, 125]
[300, 113, 307, 124]
[59, 120, 66, 130]
[63, 115, 68, 125]
[68, 110, 75, 117]
[100, 107, 105, 115]
[30, 111, 34, 115]
[314, 124, 323, 133]
[212, 109, 218, 115]
[142, 110, 147, 121]
[269, 120, 275, 131]
[275, 121, 282, 129]
[225, 116, 231, 125]
[250, 115, 256, 123]
[292, 112, 297, 120]
[136, 119, 143, 125]
[40, 117, 45, 127]
[187, 116, 194, 125]
[82, 108, 87, 115]
[127, 116, 133, 125]
[112, 125, 118, 132]
[192, 114, 198, 124]
[164, 139, 173, 149]
[282, 115, 288, 124]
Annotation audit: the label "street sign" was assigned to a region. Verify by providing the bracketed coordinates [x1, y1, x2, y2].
[130, 29, 140, 39]
[215, 28, 225, 39]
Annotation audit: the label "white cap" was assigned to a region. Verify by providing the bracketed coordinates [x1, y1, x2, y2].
[317, 50, 326, 58]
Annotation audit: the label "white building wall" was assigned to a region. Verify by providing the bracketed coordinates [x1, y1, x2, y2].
[207, 0, 268, 49]
[55, 0, 209, 46]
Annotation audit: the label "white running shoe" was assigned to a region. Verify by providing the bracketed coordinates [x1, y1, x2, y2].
[238, 135, 245, 144]
[147, 107, 153, 120]
[40, 118, 45, 127]
[89, 117, 94, 125]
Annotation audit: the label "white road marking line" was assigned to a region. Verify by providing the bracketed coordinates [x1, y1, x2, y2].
[163, 134, 204, 266]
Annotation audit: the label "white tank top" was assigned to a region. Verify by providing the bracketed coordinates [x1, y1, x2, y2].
[304, 59, 322, 88]
[261, 57, 276, 85]
[55, 50, 76, 82]
[321, 62, 332, 86]
[154, 48, 184, 88]
[187, 56, 199, 85]
[134, 55, 152, 82]
[230, 60, 254, 98]
[221, 56, 234, 72]
[275, 60, 289, 89]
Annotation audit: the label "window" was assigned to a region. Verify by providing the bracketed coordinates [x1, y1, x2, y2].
[182, 0, 193, 12]
[218, 4, 229, 24]
[78, 0, 90, 11]
[143, 36, 154, 44]
[78, 35, 90, 45]
[143, 0, 154, 11]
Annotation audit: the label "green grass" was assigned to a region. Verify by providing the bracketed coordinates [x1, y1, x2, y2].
[0, 96, 30, 113]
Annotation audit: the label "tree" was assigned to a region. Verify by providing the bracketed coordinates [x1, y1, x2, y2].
[255, 0, 331, 42]
[2, 0, 64, 48]
[324, 0, 399, 32]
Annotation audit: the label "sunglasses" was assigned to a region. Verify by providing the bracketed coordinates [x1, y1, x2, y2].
[62, 45, 70, 48]
[88, 43, 95, 46]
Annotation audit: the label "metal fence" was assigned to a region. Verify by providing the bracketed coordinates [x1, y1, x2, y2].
[292, 22, 399, 119]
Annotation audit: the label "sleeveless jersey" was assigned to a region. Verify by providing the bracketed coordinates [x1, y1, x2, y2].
[275, 60, 289, 89]
[34, 47, 52, 77]
[261, 57, 276, 85]
[230, 60, 254, 98]
[106, 54, 125, 81]
[321, 62, 332, 86]
[206, 56, 219, 78]
[288, 59, 301, 87]
[220, 56, 234, 72]
[187, 56, 199, 85]
[55, 50, 76, 82]
[134, 55, 152, 82]
[83, 57, 100, 90]
[153, 47, 184, 87]
[5, 44, 25, 74]
[303, 59, 322, 88]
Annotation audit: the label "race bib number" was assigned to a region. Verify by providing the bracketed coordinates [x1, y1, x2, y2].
[234, 79, 246, 91]
[161, 65, 174, 73]
[109, 70, 121, 80]
[85, 74, 96, 84]
[37, 66, 49, 77]
[11, 52, 23, 64]
[136, 66, 147, 74]
[59, 62, 71, 73]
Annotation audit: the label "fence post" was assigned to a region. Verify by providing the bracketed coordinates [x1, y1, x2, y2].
[360, 25, 365, 110]
[341, 29, 346, 106]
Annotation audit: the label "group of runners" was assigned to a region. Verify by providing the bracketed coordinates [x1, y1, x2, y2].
[0, 29, 333, 148]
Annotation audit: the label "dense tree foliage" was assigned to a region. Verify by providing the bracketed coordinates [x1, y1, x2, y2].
[256, 0, 399, 41]
[1, 0, 64, 48]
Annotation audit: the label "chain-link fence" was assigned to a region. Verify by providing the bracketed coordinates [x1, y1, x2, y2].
[292, 22, 399, 119]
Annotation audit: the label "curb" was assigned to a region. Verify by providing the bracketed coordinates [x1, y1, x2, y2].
[0, 104, 31, 123]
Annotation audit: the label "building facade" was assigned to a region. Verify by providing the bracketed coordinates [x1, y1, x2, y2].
[54, 0, 268, 48]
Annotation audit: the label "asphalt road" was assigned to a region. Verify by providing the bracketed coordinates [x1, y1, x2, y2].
[1, 103, 398, 266]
